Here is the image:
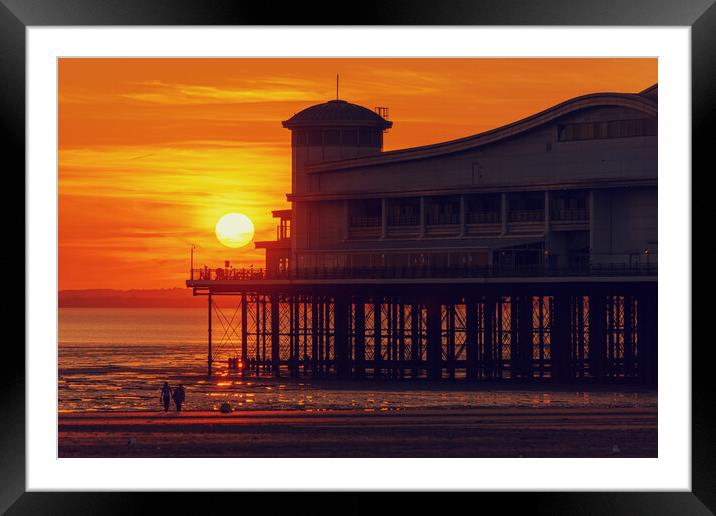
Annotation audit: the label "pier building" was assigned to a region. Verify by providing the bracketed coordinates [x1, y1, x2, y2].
[187, 84, 658, 383]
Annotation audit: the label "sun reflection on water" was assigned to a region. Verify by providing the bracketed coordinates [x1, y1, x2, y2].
[59, 309, 658, 413]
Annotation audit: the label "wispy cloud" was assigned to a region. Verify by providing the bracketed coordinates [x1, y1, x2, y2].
[122, 79, 323, 105]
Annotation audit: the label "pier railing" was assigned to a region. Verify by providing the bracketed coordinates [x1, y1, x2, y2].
[193, 267, 266, 281]
[190, 253, 656, 282]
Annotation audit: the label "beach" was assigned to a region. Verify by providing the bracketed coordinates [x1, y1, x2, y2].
[58, 308, 659, 458]
[58, 406, 657, 458]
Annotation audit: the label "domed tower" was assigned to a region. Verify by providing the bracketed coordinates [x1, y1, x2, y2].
[282, 99, 392, 195]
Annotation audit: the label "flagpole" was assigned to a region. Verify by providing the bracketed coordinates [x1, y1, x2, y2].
[190, 245, 196, 280]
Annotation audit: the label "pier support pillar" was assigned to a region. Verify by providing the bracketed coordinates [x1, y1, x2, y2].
[288, 297, 296, 378]
[354, 300, 366, 378]
[517, 295, 533, 381]
[446, 304, 455, 380]
[589, 293, 606, 383]
[640, 287, 658, 386]
[410, 304, 421, 379]
[241, 293, 247, 377]
[334, 295, 351, 379]
[484, 296, 495, 379]
[270, 293, 280, 377]
[624, 295, 634, 378]
[466, 298, 479, 381]
[373, 300, 382, 378]
[207, 292, 213, 376]
[551, 293, 572, 383]
[426, 300, 442, 380]
[311, 300, 319, 377]
[509, 296, 519, 379]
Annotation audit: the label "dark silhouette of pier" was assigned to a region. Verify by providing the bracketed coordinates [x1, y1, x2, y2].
[191, 275, 656, 384]
[188, 85, 658, 384]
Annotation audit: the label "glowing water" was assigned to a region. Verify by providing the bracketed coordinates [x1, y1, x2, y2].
[59, 308, 657, 412]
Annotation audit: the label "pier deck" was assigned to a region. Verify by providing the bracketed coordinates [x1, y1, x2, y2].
[186, 267, 657, 384]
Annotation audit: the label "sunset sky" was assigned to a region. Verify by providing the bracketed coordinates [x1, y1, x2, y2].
[58, 58, 657, 290]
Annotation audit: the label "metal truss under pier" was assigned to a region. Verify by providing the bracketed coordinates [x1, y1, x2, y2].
[190, 280, 657, 384]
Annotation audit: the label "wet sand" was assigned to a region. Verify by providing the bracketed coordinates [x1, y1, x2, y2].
[58, 407, 657, 458]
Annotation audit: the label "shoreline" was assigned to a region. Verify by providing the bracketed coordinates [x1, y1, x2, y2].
[59, 406, 657, 458]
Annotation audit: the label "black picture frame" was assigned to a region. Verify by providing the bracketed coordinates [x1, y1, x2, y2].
[2, 1, 708, 513]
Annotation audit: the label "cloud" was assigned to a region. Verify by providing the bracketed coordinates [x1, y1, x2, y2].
[122, 79, 324, 105]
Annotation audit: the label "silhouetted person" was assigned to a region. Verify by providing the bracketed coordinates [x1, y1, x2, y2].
[160, 382, 172, 413]
[172, 384, 186, 412]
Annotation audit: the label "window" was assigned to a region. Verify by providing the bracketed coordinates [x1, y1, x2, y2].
[324, 129, 340, 145]
[292, 130, 308, 146]
[557, 118, 657, 142]
[426, 196, 460, 225]
[508, 193, 544, 222]
[308, 130, 323, 145]
[510, 193, 544, 212]
[358, 128, 372, 146]
[342, 129, 358, 145]
[349, 199, 381, 228]
[466, 194, 501, 224]
[387, 198, 420, 226]
[551, 191, 588, 221]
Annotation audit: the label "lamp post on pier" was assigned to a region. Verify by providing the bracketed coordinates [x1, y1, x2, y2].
[190, 244, 197, 280]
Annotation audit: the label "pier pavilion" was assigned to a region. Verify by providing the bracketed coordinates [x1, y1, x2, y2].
[187, 84, 658, 383]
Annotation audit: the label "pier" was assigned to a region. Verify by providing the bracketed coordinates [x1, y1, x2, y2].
[188, 265, 657, 384]
[187, 85, 658, 385]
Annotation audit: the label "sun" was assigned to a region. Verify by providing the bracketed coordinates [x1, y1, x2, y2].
[215, 213, 255, 249]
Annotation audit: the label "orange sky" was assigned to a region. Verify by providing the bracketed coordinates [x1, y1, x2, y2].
[58, 58, 657, 290]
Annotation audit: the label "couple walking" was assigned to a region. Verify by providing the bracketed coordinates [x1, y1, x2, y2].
[160, 382, 186, 413]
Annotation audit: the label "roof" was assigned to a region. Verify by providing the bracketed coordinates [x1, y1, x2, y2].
[305, 89, 658, 173]
[282, 100, 393, 129]
[639, 83, 658, 100]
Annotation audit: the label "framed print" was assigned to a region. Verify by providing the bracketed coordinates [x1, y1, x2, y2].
[3, 0, 710, 513]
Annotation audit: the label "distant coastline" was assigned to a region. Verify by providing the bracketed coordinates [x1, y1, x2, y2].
[58, 288, 204, 308]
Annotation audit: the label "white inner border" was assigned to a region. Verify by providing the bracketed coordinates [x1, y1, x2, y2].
[27, 27, 691, 491]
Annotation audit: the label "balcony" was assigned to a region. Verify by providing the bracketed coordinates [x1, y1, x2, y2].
[388, 214, 419, 226]
[509, 210, 545, 223]
[386, 214, 420, 238]
[348, 199, 382, 239]
[192, 267, 266, 281]
[551, 208, 588, 222]
[386, 198, 420, 238]
[466, 210, 501, 237]
[348, 215, 381, 239]
[189, 253, 657, 283]
[425, 212, 459, 237]
[350, 215, 381, 227]
[426, 213, 459, 225]
[467, 211, 500, 224]
[550, 207, 589, 231]
[424, 195, 460, 237]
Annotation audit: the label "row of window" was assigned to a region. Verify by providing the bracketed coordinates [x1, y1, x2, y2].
[348, 192, 589, 227]
[292, 128, 384, 147]
[557, 118, 657, 142]
[296, 251, 491, 270]
[349, 209, 588, 228]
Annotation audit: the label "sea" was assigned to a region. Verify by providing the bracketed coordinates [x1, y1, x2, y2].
[58, 308, 657, 413]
